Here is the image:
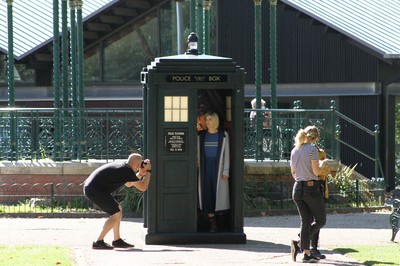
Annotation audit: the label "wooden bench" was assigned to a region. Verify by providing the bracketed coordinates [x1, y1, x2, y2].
[390, 199, 400, 241]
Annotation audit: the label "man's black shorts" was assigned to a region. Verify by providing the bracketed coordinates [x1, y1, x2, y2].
[83, 186, 120, 215]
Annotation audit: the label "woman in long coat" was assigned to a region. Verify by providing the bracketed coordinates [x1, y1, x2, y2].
[197, 112, 230, 232]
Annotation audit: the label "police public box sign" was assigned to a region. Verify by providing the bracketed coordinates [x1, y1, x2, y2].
[165, 130, 187, 153]
[166, 74, 227, 83]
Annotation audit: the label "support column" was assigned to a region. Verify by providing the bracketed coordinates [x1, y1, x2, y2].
[269, 0, 278, 160]
[61, 0, 69, 112]
[196, 0, 203, 54]
[53, 0, 61, 161]
[69, 0, 78, 159]
[190, 0, 196, 33]
[6, 0, 16, 160]
[61, 0, 69, 160]
[6, 0, 14, 107]
[203, 0, 212, 55]
[76, 0, 85, 159]
[254, 0, 263, 161]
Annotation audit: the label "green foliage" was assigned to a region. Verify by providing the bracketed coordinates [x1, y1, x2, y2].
[243, 179, 294, 210]
[329, 164, 385, 207]
[0, 196, 94, 214]
[330, 164, 358, 197]
[120, 187, 144, 214]
[244, 179, 271, 210]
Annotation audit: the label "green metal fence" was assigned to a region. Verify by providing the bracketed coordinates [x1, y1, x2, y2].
[0, 104, 383, 176]
[0, 108, 143, 162]
[0, 178, 386, 217]
[0, 104, 386, 215]
[244, 178, 386, 211]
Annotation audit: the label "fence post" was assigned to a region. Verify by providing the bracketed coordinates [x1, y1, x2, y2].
[50, 183, 55, 213]
[374, 125, 380, 179]
[330, 100, 336, 159]
[279, 181, 283, 209]
[355, 179, 359, 207]
[335, 125, 341, 160]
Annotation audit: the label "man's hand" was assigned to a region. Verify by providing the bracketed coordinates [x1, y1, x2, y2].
[139, 159, 151, 176]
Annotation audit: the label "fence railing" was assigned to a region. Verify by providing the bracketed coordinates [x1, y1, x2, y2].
[0, 103, 386, 216]
[0, 178, 386, 216]
[0, 108, 143, 162]
[0, 103, 383, 176]
[244, 178, 386, 211]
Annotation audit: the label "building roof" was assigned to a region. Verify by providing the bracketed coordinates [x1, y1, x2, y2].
[281, 0, 400, 59]
[0, 0, 115, 60]
[1, 0, 399, 61]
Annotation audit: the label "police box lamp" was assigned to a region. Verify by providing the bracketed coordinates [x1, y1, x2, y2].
[186, 32, 200, 55]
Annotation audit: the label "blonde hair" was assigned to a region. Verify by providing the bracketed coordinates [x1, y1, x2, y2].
[294, 125, 320, 148]
[251, 98, 266, 109]
[205, 112, 220, 131]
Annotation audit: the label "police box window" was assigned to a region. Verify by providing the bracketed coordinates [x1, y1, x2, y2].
[164, 96, 188, 122]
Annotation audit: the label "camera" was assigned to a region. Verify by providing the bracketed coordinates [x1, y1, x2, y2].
[140, 159, 148, 168]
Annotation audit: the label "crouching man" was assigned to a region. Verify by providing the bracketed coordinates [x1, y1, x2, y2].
[83, 153, 152, 249]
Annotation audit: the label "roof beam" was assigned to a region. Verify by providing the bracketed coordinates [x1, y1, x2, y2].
[86, 22, 112, 32]
[34, 54, 52, 62]
[83, 31, 100, 39]
[99, 15, 125, 24]
[112, 7, 138, 17]
[125, 0, 151, 9]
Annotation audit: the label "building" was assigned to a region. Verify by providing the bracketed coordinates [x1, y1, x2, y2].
[0, 0, 399, 189]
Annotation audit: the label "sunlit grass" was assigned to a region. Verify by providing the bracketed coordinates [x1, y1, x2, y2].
[334, 245, 400, 266]
[0, 245, 73, 266]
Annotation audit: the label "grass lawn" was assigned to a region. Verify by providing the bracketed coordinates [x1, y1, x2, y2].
[334, 245, 400, 266]
[0, 245, 73, 266]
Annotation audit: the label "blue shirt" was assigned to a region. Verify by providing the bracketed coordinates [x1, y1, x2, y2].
[204, 132, 219, 158]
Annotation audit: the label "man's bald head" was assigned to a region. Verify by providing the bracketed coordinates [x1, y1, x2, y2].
[127, 153, 142, 170]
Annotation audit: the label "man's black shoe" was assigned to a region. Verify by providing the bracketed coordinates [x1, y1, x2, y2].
[112, 238, 135, 248]
[311, 249, 326, 259]
[92, 240, 114, 250]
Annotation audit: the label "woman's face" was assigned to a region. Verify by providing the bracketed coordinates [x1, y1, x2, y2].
[205, 115, 214, 130]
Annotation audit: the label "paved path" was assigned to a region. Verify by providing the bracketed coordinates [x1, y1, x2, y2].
[0, 212, 398, 265]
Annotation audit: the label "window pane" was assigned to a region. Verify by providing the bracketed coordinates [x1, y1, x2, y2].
[172, 97, 180, 109]
[84, 45, 101, 82]
[181, 96, 188, 109]
[180, 110, 188, 122]
[165, 110, 172, 122]
[104, 16, 158, 82]
[165, 96, 172, 108]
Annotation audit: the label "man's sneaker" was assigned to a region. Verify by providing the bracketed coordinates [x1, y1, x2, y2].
[112, 238, 135, 248]
[311, 249, 326, 259]
[290, 240, 300, 262]
[302, 253, 320, 263]
[92, 240, 114, 250]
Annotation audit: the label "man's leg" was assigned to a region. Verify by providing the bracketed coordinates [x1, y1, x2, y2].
[112, 205, 123, 241]
[97, 209, 123, 242]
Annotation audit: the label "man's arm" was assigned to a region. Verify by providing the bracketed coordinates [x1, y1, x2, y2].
[125, 171, 151, 191]
[125, 161, 152, 191]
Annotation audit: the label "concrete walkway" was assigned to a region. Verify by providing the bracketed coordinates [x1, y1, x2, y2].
[1, 212, 398, 265]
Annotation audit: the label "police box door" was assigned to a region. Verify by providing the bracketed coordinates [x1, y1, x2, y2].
[156, 87, 197, 233]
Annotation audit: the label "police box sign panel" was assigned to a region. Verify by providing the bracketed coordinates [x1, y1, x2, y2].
[166, 74, 227, 82]
[165, 130, 187, 153]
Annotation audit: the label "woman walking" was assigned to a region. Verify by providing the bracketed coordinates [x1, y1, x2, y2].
[290, 126, 328, 263]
